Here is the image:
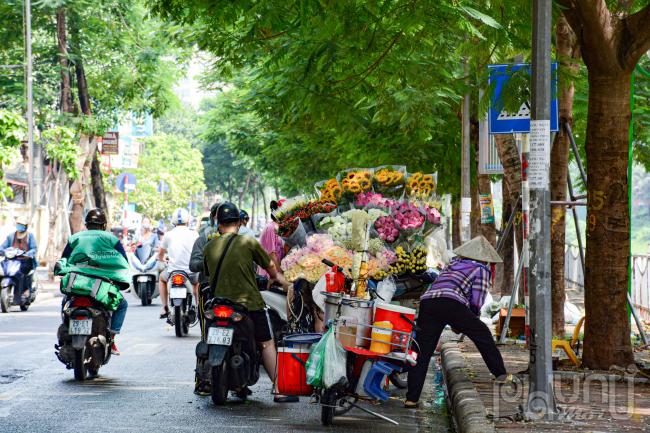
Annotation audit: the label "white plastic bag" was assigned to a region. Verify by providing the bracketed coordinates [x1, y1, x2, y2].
[312, 275, 327, 312]
[376, 277, 397, 303]
[323, 330, 348, 388]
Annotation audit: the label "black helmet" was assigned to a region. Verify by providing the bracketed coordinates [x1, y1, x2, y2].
[85, 208, 107, 229]
[239, 210, 249, 221]
[210, 202, 221, 221]
[216, 202, 240, 225]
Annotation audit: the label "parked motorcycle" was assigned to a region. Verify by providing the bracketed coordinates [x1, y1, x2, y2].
[0, 247, 37, 312]
[259, 277, 317, 342]
[197, 296, 260, 405]
[55, 295, 113, 381]
[129, 246, 159, 306]
[167, 270, 196, 337]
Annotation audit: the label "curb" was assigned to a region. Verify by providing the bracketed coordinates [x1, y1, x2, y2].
[441, 342, 495, 433]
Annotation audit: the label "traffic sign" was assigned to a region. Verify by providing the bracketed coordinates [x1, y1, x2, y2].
[116, 172, 136, 192]
[487, 63, 559, 134]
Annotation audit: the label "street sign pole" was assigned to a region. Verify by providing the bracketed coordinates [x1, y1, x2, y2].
[25, 0, 36, 218]
[527, 0, 557, 420]
[460, 60, 471, 243]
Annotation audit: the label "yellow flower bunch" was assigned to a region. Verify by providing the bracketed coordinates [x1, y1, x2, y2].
[341, 170, 372, 195]
[373, 246, 427, 279]
[406, 172, 436, 197]
[319, 178, 342, 204]
[374, 167, 405, 187]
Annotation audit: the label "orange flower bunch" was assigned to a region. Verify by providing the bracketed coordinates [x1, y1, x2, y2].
[406, 172, 436, 197]
[319, 178, 342, 203]
[341, 170, 372, 195]
[374, 167, 405, 187]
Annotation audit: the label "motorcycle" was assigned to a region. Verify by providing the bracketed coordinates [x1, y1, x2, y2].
[167, 270, 196, 337]
[129, 245, 159, 306]
[55, 295, 113, 381]
[259, 277, 317, 342]
[0, 247, 37, 312]
[197, 296, 260, 405]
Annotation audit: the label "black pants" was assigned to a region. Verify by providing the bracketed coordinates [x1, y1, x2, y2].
[406, 297, 507, 402]
[17, 260, 33, 295]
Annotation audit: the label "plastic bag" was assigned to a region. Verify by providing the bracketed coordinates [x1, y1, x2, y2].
[306, 327, 331, 388]
[323, 329, 348, 389]
[376, 277, 397, 303]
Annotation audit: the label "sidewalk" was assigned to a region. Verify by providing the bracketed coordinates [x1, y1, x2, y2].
[35, 278, 61, 302]
[441, 339, 650, 433]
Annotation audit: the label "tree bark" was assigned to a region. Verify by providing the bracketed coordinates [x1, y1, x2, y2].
[499, 179, 514, 296]
[56, 8, 74, 114]
[557, 0, 650, 368]
[550, 16, 579, 337]
[494, 134, 523, 296]
[69, 135, 97, 233]
[451, 199, 460, 248]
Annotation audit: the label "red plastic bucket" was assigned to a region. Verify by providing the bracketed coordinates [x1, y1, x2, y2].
[276, 347, 312, 396]
[374, 303, 416, 350]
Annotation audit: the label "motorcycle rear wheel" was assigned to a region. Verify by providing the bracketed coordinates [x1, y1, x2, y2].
[0, 289, 9, 313]
[321, 390, 336, 426]
[211, 364, 229, 405]
[138, 283, 148, 306]
[19, 303, 29, 311]
[73, 347, 87, 381]
[389, 371, 408, 389]
[174, 305, 183, 337]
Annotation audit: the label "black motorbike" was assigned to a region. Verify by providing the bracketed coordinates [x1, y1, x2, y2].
[196, 296, 260, 405]
[167, 270, 196, 337]
[55, 295, 114, 381]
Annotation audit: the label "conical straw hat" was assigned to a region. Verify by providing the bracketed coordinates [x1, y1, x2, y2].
[452, 235, 502, 263]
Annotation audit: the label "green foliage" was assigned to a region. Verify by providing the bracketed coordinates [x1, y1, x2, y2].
[0, 109, 26, 197]
[128, 133, 205, 219]
[41, 126, 80, 180]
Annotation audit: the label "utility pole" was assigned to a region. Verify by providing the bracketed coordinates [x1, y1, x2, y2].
[25, 0, 36, 218]
[527, 0, 557, 420]
[460, 60, 471, 243]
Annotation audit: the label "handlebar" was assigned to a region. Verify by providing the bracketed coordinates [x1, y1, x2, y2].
[321, 258, 344, 273]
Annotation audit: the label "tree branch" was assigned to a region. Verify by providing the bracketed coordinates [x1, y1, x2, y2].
[332, 31, 402, 86]
[622, 3, 650, 68]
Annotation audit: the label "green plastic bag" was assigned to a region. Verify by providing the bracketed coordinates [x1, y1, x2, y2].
[60, 271, 123, 311]
[306, 327, 333, 388]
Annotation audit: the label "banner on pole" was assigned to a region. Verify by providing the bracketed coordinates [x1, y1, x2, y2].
[529, 120, 551, 189]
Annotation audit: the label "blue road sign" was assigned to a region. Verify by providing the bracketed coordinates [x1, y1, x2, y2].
[488, 63, 559, 134]
[116, 172, 136, 193]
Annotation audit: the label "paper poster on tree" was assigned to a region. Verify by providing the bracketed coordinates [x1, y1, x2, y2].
[479, 193, 495, 224]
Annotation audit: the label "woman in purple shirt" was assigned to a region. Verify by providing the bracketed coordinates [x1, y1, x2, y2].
[405, 236, 510, 408]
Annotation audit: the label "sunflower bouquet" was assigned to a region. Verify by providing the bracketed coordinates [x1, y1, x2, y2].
[373, 165, 406, 199]
[337, 168, 374, 206]
[406, 172, 437, 199]
[315, 178, 342, 204]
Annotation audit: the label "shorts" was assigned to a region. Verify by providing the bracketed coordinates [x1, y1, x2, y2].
[248, 309, 274, 343]
[160, 269, 199, 285]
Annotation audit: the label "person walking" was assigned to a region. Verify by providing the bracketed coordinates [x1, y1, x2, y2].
[405, 235, 511, 408]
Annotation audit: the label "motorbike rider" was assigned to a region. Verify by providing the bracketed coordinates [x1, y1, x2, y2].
[132, 217, 159, 261]
[158, 208, 199, 319]
[238, 210, 255, 237]
[60, 208, 129, 355]
[203, 202, 297, 403]
[0, 215, 38, 301]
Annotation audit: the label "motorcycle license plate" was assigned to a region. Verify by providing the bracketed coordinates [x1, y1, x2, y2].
[69, 319, 92, 336]
[170, 287, 186, 299]
[207, 327, 234, 346]
[137, 275, 150, 282]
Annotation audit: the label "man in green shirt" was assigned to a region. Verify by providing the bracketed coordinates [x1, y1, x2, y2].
[203, 202, 296, 403]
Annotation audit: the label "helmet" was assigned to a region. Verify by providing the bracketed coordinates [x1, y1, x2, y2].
[85, 208, 107, 229]
[172, 208, 190, 225]
[239, 210, 249, 221]
[216, 202, 240, 225]
[209, 202, 221, 222]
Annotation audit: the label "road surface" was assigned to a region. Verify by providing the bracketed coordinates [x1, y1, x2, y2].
[0, 293, 450, 433]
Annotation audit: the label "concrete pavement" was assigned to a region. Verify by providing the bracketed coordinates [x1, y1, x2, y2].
[0, 293, 450, 433]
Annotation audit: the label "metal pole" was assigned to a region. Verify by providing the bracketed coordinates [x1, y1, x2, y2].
[628, 292, 649, 346]
[499, 243, 527, 344]
[567, 174, 586, 273]
[460, 61, 471, 243]
[25, 0, 35, 218]
[565, 122, 587, 185]
[520, 134, 530, 341]
[527, 0, 557, 419]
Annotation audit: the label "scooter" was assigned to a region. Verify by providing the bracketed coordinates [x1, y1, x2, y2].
[55, 295, 113, 381]
[129, 246, 159, 306]
[197, 296, 260, 405]
[167, 270, 196, 337]
[259, 277, 317, 342]
[0, 248, 37, 312]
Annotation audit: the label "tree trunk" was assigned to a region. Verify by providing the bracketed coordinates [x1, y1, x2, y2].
[260, 184, 268, 222]
[499, 179, 514, 296]
[550, 16, 579, 337]
[91, 153, 107, 210]
[56, 8, 74, 114]
[581, 73, 634, 368]
[69, 135, 97, 233]
[451, 199, 460, 248]
[494, 134, 523, 295]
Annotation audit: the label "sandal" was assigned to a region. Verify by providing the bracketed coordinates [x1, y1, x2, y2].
[404, 400, 419, 409]
[494, 373, 514, 384]
[273, 395, 299, 403]
[159, 307, 169, 319]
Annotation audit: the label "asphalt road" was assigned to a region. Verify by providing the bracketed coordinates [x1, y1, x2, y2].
[0, 292, 450, 433]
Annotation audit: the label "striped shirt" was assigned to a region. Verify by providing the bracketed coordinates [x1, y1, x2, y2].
[420, 257, 491, 315]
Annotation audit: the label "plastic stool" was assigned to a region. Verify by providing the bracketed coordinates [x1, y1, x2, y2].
[363, 361, 397, 401]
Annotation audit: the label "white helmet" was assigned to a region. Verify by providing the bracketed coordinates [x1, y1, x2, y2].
[172, 208, 190, 225]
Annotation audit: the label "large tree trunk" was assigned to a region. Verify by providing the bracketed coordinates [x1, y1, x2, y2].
[91, 153, 107, 210]
[56, 8, 74, 114]
[558, 0, 650, 369]
[494, 134, 523, 296]
[499, 179, 514, 296]
[69, 135, 98, 233]
[581, 74, 634, 367]
[550, 16, 579, 337]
